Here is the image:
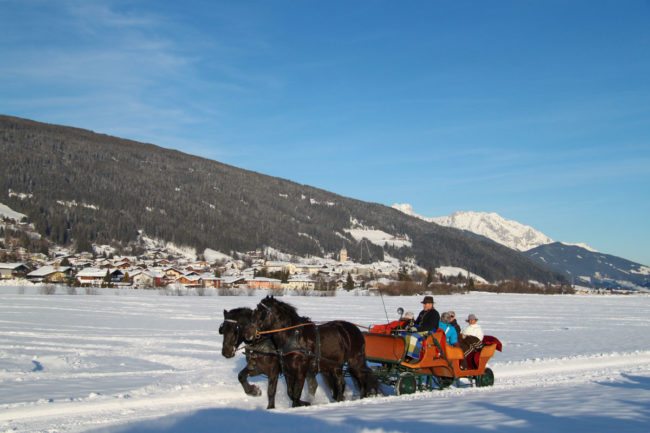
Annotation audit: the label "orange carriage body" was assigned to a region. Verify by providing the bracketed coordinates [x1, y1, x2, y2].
[363, 329, 497, 379]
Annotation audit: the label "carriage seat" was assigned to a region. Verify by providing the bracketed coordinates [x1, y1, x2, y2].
[445, 346, 464, 360]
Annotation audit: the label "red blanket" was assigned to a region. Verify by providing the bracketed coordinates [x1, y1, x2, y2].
[468, 335, 503, 369]
[369, 320, 409, 335]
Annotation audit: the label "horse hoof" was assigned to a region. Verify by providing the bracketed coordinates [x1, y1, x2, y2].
[246, 385, 262, 397]
[266, 404, 275, 410]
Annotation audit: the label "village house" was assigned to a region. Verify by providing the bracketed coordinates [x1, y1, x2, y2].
[26, 265, 72, 283]
[282, 275, 316, 291]
[163, 267, 183, 279]
[76, 267, 124, 286]
[221, 276, 246, 288]
[113, 260, 132, 270]
[297, 264, 329, 275]
[246, 277, 282, 290]
[0, 263, 30, 279]
[175, 274, 202, 287]
[131, 270, 166, 288]
[264, 261, 297, 274]
[200, 273, 222, 288]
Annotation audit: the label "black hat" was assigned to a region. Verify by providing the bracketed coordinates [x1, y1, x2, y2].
[421, 295, 434, 304]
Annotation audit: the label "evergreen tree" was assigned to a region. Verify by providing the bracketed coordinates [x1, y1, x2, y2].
[425, 268, 433, 287]
[345, 272, 355, 291]
[398, 266, 411, 281]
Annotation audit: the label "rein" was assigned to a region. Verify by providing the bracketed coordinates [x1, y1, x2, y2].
[256, 321, 368, 337]
[255, 322, 315, 338]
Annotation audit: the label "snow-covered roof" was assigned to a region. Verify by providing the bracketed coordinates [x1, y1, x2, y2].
[0, 263, 28, 270]
[177, 274, 202, 282]
[27, 266, 71, 277]
[76, 267, 123, 278]
[199, 273, 221, 281]
[76, 267, 109, 278]
[287, 275, 314, 283]
[222, 276, 246, 284]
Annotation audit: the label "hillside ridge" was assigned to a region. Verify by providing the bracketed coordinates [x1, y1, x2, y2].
[0, 114, 561, 283]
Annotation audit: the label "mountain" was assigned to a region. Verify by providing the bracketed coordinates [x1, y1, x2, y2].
[393, 205, 646, 290]
[393, 206, 554, 251]
[524, 243, 650, 291]
[0, 115, 563, 283]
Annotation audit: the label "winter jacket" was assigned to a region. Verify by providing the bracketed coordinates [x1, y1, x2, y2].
[439, 322, 458, 345]
[414, 308, 439, 332]
[461, 323, 484, 340]
[450, 319, 461, 336]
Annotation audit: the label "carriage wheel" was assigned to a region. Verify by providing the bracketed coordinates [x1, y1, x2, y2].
[396, 373, 417, 395]
[436, 376, 454, 389]
[476, 368, 494, 387]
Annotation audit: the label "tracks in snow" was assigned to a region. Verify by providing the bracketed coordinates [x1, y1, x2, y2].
[2, 351, 649, 431]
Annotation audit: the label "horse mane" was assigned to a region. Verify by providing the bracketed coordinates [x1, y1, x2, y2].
[225, 307, 253, 322]
[260, 296, 310, 323]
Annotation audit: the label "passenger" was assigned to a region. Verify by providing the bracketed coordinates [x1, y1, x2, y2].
[404, 296, 439, 363]
[459, 314, 484, 369]
[461, 313, 483, 340]
[438, 312, 459, 346]
[412, 296, 440, 332]
[447, 310, 462, 336]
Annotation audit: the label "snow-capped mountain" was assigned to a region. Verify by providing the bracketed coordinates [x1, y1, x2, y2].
[392, 205, 553, 252]
[524, 242, 650, 291]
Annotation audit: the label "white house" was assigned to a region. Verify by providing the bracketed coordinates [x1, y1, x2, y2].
[282, 275, 316, 291]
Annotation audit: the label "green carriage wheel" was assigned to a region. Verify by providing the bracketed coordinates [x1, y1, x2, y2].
[476, 368, 494, 387]
[436, 376, 454, 389]
[396, 373, 417, 395]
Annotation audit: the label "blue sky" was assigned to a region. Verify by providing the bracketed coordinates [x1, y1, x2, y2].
[1, 0, 649, 265]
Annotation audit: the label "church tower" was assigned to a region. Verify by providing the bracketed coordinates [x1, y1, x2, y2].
[339, 246, 348, 263]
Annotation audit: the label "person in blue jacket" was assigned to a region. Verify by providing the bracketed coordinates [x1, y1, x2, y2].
[439, 311, 459, 346]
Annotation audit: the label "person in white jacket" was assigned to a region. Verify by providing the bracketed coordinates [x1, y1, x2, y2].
[461, 313, 484, 340]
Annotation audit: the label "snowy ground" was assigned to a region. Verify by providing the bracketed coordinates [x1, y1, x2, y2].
[1, 288, 649, 433]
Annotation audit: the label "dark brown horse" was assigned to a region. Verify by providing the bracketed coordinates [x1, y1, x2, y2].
[220, 307, 317, 409]
[243, 296, 376, 407]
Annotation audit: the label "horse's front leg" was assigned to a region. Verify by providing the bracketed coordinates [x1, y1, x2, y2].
[238, 365, 262, 397]
[286, 355, 310, 407]
[266, 362, 280, 409]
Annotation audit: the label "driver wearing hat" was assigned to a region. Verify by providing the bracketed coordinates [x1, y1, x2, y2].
[412, 295, 440, 332]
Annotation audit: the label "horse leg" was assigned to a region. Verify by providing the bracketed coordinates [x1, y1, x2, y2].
[333, 367, 346, 401]
[238, 366, 261, 397]
[306, 371, 318, 398]
[286, 356, 310, 407]
[266, 362, 280, 410]
[323, 367, 345, 402]
[347, 351, 375, 398]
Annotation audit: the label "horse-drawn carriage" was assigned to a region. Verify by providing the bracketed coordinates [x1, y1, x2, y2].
[363, 309, 498, 395]
[221, 297, 499, 408]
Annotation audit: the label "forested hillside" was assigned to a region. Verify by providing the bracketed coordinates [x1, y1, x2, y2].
[0, 115, 562, 283]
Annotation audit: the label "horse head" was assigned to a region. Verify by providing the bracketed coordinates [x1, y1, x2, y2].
[240, 297, 267, 341]
[220, 308, 253, 358]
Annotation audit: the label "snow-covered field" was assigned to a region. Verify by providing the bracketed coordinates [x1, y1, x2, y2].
[1, 288, 649, 433]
